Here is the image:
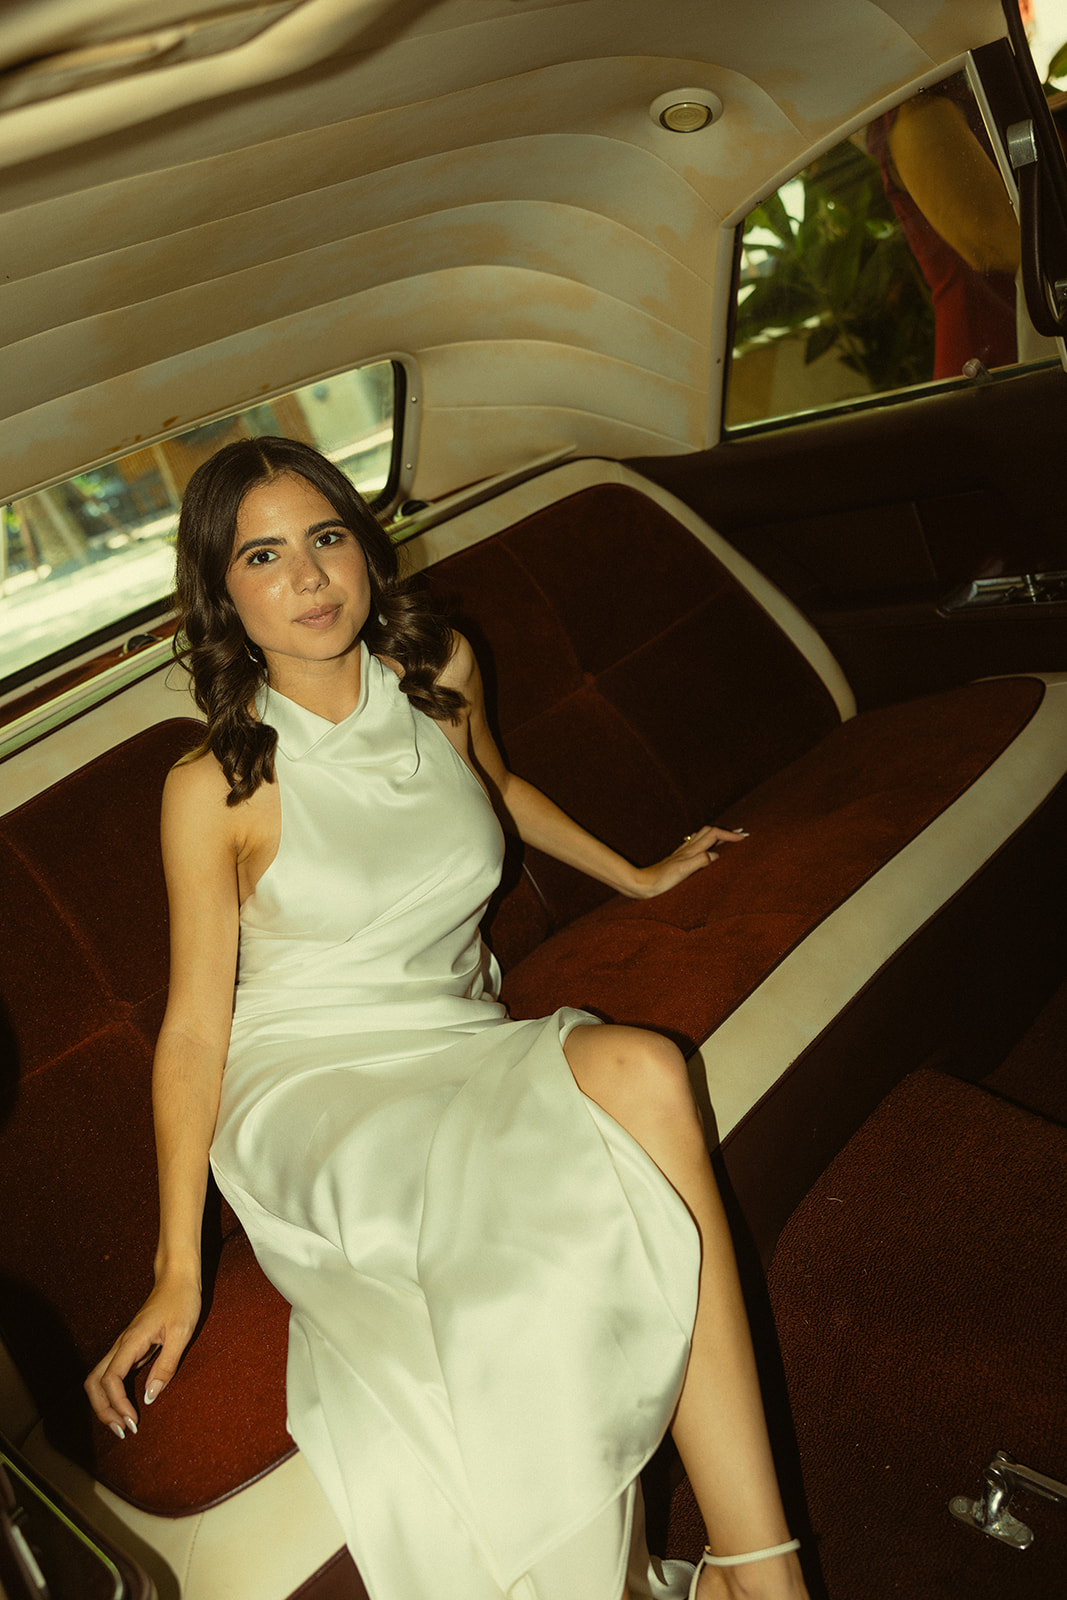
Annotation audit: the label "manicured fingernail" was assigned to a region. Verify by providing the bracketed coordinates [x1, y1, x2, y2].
[144, 1381, 161, 1405]
[110, 1423, 125, 1440]
[124, 1416, 138, 1435]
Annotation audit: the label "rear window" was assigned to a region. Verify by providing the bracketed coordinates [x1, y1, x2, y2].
[1, 360, 398, 696]
[724, 57, 1066, 434]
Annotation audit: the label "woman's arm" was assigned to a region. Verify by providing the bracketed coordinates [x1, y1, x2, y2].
[84, 757, 241, 1437]
[438, 633, 744, 898]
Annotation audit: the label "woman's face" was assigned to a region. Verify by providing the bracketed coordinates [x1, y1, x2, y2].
[226, 472, 371, 677]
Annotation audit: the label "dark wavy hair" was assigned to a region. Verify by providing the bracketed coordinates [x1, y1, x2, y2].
[175, 435, 461, 804]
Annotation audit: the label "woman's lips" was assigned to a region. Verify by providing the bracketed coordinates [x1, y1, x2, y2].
[295, 605, 341, 628]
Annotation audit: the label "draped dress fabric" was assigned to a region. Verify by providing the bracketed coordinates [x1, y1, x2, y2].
[209, 643, 700, 1600]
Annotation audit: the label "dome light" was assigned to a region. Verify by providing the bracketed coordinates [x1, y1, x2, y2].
[661, 101, 711, 132]
[649, 88, 723, 133]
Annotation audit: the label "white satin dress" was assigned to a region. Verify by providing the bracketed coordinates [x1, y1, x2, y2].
[209, 642, 700, 1600]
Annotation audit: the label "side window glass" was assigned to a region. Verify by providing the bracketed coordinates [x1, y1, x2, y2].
[1, 361, 397, 694]
[725, 66, 1065, 432]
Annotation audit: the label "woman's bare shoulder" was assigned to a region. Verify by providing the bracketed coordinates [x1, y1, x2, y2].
[161, 750, 246, 857]
[164, 745, 279, 863]
[165, 746, 231, 807]
[377, 631, 475, 689]
[435, 629, 479, 694]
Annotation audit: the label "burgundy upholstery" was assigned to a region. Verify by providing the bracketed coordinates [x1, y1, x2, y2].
[430, 486, 843, 958]
[0, 483, 1047, 1525]
[500, 676, 1044, 1043]
[0, 723, 295, 1514]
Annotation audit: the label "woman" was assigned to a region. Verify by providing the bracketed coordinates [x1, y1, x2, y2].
[86, 437, 808, 1600]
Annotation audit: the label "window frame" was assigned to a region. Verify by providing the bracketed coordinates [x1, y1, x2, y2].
[718, 51, 1067, 443]
[0, 356, 412, 721]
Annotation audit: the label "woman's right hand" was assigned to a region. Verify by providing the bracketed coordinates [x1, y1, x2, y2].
[84, 1271, 201, 1438]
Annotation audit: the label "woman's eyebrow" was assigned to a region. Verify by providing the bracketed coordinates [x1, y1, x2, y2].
[230, 520, 346, 563]
[230, 533, 284, 563]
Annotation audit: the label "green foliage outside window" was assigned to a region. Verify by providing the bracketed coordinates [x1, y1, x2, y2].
[733, 137, 936, 396]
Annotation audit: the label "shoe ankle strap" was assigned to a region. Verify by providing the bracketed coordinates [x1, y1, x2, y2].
[701, 1538, 800, 1567]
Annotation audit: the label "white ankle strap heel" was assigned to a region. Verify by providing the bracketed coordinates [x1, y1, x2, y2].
[686, 1539, 800, 1597]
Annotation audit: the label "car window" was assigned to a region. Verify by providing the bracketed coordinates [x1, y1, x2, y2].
[1, 361, 398, 695]
[724, 67, 1063, 434]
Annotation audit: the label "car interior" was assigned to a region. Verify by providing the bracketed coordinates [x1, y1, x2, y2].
[1, 3, 1066, 1598]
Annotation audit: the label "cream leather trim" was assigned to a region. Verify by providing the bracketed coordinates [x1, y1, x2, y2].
[691, 673, 1067, 1142]
[1, 664, 197, 817]
[402, 458, 856, 721]
[20, 1426, 347, 1600]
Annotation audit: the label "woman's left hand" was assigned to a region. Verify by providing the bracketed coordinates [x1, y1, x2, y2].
[625, 825, 748, 899]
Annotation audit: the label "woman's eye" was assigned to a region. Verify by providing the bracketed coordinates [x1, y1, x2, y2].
[315, 529, 346, 547]
[247, 548, 276, 566]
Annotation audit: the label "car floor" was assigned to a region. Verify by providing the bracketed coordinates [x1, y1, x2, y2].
[653, 967, 1067, 1598]
[980, 968, 1067, 1128]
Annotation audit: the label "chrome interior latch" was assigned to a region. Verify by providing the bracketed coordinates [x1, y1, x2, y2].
[949, 1450, 1067, 1549]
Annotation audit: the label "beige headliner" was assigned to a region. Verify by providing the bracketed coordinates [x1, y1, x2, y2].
[2, 0, 1006, 504]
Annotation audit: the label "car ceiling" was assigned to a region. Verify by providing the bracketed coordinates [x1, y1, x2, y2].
[1, 0, 1008, 506]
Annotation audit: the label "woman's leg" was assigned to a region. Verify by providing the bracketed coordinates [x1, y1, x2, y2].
[563, 1025, 809, 1600]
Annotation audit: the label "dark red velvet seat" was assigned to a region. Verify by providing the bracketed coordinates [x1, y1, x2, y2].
[499, 676, 1045, 1042]
[1, 466, 1064, 1592]
[0, 722, 295, 1515]
[429, 484, 844, 959]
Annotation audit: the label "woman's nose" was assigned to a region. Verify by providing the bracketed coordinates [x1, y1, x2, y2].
[293, 552, 327, 591]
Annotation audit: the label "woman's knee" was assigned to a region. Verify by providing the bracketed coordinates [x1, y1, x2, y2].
[566, 1024, 700, 1131]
